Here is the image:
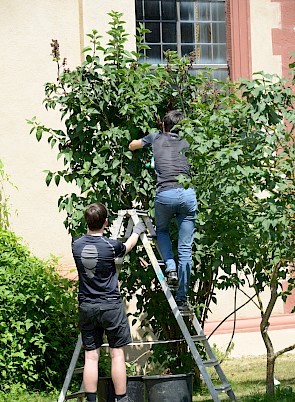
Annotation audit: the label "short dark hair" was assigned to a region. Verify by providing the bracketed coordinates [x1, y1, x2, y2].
[163, 110, 184, 133]
[84, 203, 108, 230]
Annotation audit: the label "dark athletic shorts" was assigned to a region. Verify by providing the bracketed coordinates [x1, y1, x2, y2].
[78, 301, 132, 350]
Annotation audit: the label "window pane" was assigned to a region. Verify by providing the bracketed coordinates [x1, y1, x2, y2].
[180, 2, 195, 21]
[136, 0, 143, 20]
[213, 44, 226, 63]
[212, 2, 226, 21]
[181, 23, 195, 43]
[182, 45, 196, 58]
[162, 0, 176, 20]
[199, 22, 211, 44]
[212, 22, 226, 43]
[145, 0, 160, 19]
[198, 2, 211, 22]
[199, 45, 212, 63]
[163, 44, 177, 53]
[163, 22, 177, 43]
[146, 22, 160, 43]
[212, 69, 228, 81]
[146, 45, 161, 63]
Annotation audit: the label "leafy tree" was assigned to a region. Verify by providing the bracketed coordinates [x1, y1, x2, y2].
[181, 70, 295, 395]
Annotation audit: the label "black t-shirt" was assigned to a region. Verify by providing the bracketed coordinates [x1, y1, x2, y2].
[142, 132, 190, 193]
[72, 234, 126, 304]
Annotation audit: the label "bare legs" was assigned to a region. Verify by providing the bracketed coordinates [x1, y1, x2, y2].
[83, 347, 127, 395]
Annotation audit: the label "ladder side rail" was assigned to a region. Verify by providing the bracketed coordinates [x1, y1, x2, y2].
[191, 310, 235, 394]
[58, 334, 83, 402]
[109, 213, 125, 239]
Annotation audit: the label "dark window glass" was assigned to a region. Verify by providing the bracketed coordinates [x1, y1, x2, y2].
[163, 22, 177, 43]
[181, 23, 195, 44]
[136, 0, 143, 19]
[145, 22, 160, 43]
[145, 0, 160, 19]
[182, 45, 196, 58]
[162, 0, 176, 20]
[163, 44, 177, 52]
[146, 45, 161, 63]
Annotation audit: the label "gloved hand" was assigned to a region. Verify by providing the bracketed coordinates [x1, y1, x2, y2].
[133, 221, 145, 235]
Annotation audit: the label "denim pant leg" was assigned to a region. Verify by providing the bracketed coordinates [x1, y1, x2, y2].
[175, 188, 197, 302]
[154, 190, 178, 272]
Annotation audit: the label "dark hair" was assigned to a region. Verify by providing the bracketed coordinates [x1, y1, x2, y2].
[163, 110, 184, 133]
[84, 203, 108, 230]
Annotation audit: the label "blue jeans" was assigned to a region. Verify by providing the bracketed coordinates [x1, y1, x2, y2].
[154, 187, 197, 302]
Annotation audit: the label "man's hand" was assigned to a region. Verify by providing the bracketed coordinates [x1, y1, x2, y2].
[133, 221, 145, 235]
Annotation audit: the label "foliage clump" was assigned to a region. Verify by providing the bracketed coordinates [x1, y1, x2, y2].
[0, 229, 78, 391]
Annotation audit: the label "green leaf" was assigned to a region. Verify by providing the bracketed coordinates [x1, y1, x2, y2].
[45, 171, 53, 186]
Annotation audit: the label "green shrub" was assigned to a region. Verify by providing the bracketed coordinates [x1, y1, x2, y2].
[0, 229, 79, 391]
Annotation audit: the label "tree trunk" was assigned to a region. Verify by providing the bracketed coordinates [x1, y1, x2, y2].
[259, 263, 280, 395]
[260, 320, 276, 394]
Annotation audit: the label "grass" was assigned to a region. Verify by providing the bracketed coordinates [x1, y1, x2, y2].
[193, 353, 295, 401]
[1, 354, 294, 401]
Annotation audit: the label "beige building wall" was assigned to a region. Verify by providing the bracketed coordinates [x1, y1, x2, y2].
[250, 0, 282, 75]
[0, 0, 136, 269]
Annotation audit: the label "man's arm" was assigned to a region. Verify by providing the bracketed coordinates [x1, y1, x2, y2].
[129, 139, 143, 151]
[123, 222, 145, 253]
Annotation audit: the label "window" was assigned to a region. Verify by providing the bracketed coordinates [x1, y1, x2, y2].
[135, 0, 227, 80]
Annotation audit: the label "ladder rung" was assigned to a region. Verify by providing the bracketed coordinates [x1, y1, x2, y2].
[191, 334, 207, 341]
[179, 309, 194, 316]
[73, 367, 84, 374]
[65, 391, 85, 400]
[134, 210, 148, 216]
[215, 383, 232, 393]
[203, 358, 219, 367]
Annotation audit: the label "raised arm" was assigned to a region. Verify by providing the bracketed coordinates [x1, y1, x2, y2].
[129, 139, 143, 151]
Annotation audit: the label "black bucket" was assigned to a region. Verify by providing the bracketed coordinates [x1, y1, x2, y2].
[97, 377, 115, 402]
[97, 375, 144, 402]
[127, 375, 144, 402]
[143, 373, 193, 402]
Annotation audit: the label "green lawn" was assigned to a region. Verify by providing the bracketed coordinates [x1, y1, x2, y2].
[1, 354, 294, 401]
[193, 353, 295, 401]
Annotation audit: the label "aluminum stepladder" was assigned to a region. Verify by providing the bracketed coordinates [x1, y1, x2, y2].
[113, 209, 236, 402]
[58, 209, 236, 402]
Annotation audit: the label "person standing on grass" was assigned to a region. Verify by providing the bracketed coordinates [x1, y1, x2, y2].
[129, 110, 197, 311]
[72, 203, 145, 402]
